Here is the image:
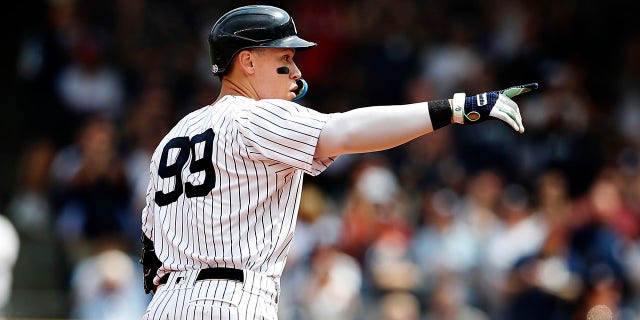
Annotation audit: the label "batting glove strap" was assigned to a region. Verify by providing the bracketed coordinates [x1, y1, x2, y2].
[452, 93, 466, 124]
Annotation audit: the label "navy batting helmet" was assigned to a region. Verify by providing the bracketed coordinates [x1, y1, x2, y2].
[208, 5, 317, 75]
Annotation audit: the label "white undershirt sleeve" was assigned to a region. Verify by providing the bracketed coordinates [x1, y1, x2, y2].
[315, 101, 435, 158]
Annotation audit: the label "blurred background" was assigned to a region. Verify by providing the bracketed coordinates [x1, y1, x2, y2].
[3, 0, 640, 319]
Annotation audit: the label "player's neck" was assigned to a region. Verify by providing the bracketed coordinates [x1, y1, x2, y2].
[217, 77, 259, 101]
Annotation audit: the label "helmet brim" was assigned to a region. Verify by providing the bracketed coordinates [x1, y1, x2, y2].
[258, 35, 317, 50]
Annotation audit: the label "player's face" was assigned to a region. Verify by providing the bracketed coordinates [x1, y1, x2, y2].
[252, 48, 302, 100]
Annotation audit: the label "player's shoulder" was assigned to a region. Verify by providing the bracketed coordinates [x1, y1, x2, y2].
[259, 98, 306, 113]
[226, 96, 300, 111]
[232, 96, 325, 120]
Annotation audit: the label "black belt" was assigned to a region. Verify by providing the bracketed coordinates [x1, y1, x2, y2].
[159, 267, 244, 285]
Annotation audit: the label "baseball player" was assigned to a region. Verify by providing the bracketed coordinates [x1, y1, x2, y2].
[141, 5, 537, 319]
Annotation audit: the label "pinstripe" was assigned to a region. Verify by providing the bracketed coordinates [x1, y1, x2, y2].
[247, 289, 257, 320]
[206, 280, 213, 320]
[249, 161, 268, 271]
[176, 283, 186, 319]
[142, 96, 335, 317]
[240, 127, 315, 159]
[264, 170, 297, 267]
[237, 130, 253, 266]
[261, 101, 326, 128]
[204, 104, 226, 268]
[246, 274, 257, 319]
[214, 280, 222, 319]
[188, 134, 202, 269]
[265, 172, 288, 267]
[195, 195, 205, 269]
[228, 114, 242, 267]
[171, 117, 190, 271]
[263, 161, 276, 275]
[231, 132, 243, 267]
[241, 111, 322, 146]
[191, 278, 203, 319]
[220, 112, 233, 267]
[158, 286, 177, 319]
[222, 114, 233, 266]
[242, 114, 318, 142]
[179, 194, 189, 267]
[213, 110, 223, 268]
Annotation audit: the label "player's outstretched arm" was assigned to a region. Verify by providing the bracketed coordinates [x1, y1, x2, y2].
[314, 83, 538, 158]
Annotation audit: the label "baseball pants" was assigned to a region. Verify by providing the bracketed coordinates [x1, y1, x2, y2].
[142, 269, 280, 320]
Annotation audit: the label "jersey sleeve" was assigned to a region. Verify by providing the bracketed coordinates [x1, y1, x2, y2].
[235, 99, 336, 176]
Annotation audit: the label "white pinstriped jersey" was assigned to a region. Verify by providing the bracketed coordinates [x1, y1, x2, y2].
[141, 95, 335, 286]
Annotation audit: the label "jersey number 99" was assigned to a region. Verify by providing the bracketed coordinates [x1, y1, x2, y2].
[155, 129, 216, 206]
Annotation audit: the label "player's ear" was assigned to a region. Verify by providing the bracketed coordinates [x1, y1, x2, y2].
[237, 50, 255, 75]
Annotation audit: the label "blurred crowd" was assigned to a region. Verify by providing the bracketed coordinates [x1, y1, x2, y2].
[4, 0, 640, 319]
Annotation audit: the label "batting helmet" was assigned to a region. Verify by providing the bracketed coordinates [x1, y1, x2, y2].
[208, 5, 317, 75]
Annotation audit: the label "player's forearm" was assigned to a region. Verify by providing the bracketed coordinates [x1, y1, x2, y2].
[315, 101, 449, 157]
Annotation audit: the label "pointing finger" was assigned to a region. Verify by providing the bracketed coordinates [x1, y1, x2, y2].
[500, 83, 539, 98]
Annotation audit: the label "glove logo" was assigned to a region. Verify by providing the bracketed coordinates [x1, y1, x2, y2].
[212, 64, 219, 74]
[476, 93, 488, 106]
[466, 111, 481, 121]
